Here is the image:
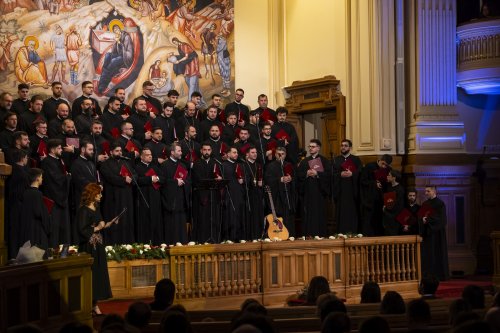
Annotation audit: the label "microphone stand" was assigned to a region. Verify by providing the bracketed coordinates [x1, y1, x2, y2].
[280, 158, 292, 211]
[120, 157, 150, 209]
[254, 123, 266, 164]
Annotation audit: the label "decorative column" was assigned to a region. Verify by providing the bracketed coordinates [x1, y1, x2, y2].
[407, 0, 466, 153]
[0, 152, 12, 265]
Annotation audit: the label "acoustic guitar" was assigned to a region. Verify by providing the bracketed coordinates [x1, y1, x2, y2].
[265, 185, 289, 241]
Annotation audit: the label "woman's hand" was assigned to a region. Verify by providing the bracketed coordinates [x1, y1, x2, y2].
[94, 221, 105, 232]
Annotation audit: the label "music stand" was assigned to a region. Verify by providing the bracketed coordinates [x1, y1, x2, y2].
[196, 179, 229, 243]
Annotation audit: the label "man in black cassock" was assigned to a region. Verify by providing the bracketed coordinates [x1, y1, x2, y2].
[260, 122, 278, 167]
[382, 170, 405, 236]
[253, 94, 277, 126]
[129, 97, 154, 145]
[29, 120, 48, 168]
[0, 112, 18, 151]
[191, 142, 222, 243]
[264, 147, 297, 237]
[176, 102, 201, 143]
[101, 96, 127, 141]
[134, 147, 162, 244]
[178, 125, 200, 169]
[41, 82, 70, 122]
[199, 105, 224, 143]
[159, 142, 191, 244]
[297, 139, 331, 237]
[83, 120, 110, 169]
[224, 88, 249, 127]
[48, 102, 70, 138]
[241, 146, 264, 240]
[207, 124, 227, 161]
[144, 128, 167, 166]
[41, 139, 71, 247]
[221, 112, 239, 145]
[19, 96, 45, 136]
[55, 119, 79, 170]
[332, 139, 362, 234]
[5, 149, 30, 258]
[20, 168, 50, 252]
[234, 127, 252, 156]
[74, 98, 96, 137]
[70, 141, 98, 241]
[221, 146, 245, 241]
[271, 107, 299, 164]
[151, 102, 177, 145]
[117, 121, 142, 161]
[401, 188, 420, 235]
[138, 81, 162, 116]
[359, 154, 392, 236]
[72, 81, 102, 118]
[419, 186, 449, 281]
[100, 142, 136, 244]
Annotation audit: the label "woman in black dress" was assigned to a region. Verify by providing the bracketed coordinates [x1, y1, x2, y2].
[76, 183, 118, 316]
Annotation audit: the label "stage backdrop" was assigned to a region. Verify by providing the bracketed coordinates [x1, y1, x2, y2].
[0, 0, 234, 106]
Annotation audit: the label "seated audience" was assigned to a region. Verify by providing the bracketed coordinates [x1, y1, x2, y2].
[59, 322, 93, 333]
[231, 313, 275, 333]
[360, 281, 381, 303]
[418, 275, 440, 299]
[461, 284, 485, 309]
[452, 320, 495, 333]
[452, 311, 481, 328]
[407, 299, 431, 330]
[318, 295, 347, 322]
[100, 314, 126, 332]
[321, 312, 351, 333]
[241, 298, 262, 311]
[125, 302, 152, 330]
[380, 291, 406, 314]
[485, 307, 500, 333]
[10, 324, 43, 333]
[306, 276, 331, 305]
[159, 309, 192, 333]
[448, 298, 472, 326]
[150, 278, 176, 311]
[358, 316, 390, 333]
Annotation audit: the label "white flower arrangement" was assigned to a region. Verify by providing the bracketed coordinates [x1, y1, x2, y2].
[289, 237, 295, 241]
[175, 242, 183, 246]
[240, 240, 246, 244]
[187, 241, 196, 246]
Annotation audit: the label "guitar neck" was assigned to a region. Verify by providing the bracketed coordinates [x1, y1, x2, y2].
[267, 191, 278, 220]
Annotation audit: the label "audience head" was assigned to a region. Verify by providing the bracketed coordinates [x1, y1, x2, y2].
[28, 168, 43, 186]
[380, 291, 405, 315]
[361, 281, 381, 303]
[10, 324, 43, 333]
[407, 299, 431, 328]
[159, 309, 192, 333]
[452, 320, 495, 333]
[419, 275, 440, 296]
[452, 311, 481, 328]
[359, 316, 390, 333]
[448, 298, 472, 325]
[461, 284, 485, 309]
[152, 278, 176, 310]
[231, 313, 275, 333]
[318, 296, 347, 322]
[306, 276, 331, 305]
[321, 312, 351, 333]
[125, 302, 151, 329]
[241, 298, 262, 311]
[59, 322, 93, 333]
[100, 313, 126, 331]
[492, 291, 500, 307]
[485, 307, 500, 333]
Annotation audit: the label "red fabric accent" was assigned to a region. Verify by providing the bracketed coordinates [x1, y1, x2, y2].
[174, 164, 188, 180]
[111, 128, 120, 139]
[274, 129, 290, 141]
[120, 164, 132, 178]
[43, 196, 55, 214]
[37, 140, 47, 156]
[145, 168, 161, 190]
[125, 140, 138, 152]
[341, 158, 358, 172]
[144, 120, 153, 132]
[101, 141, 110, 155]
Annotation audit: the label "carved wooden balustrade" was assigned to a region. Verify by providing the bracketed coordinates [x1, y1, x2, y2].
[108, 236, 422, 308]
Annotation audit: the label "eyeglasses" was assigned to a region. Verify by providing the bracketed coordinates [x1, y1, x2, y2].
[308, 145, 318, 148]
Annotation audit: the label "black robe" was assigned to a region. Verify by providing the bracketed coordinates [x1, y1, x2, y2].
[242, 160, 264, 240]
[11, 98, 30, 115]
[207, 137, 227, 160]
[134, 162, 163, 244]
[76, 206, 112, 301]
[74, 112, 95, 137]
[42, 97, 70, 122]
[332, 154, 362, 234]
[55, 132, 80, 170]
[129, 111, 153, 145]
[297, 155, 331, 237]
[152, 114, 177, 144]
[359, 162, 388, 236]
[0, 128, 15, 151]
[117, 135, 142, 161]
[29, 134, 48, 168]
[100, 158, 136, 244]
[48, 116, 64, 138]
[19, 111, 46, 136]
[175, 115, 200, 143]
[144, 140, 168, 166]
[191, 158, 222, 243]
[264, 160, 297, 237]
[138, 94, 162, 116]
[72, 95, 102, 118]
[5, 164, 30, 258]
[225, 102, 249, 123]
[382, 183, 405, 236]
[20, 187, 50, 251]
[100, 110, 124, 141]
[271, 121, 299, 164]
[41, 155, 70, 246]
[199, 118, 224, 142]
[178, 138, 200, 169]
[159, 158, 191, 244]
[221, 124, 239, 145]
[419, 196, 450, 280]
[221, 160, 245, 241]
[401, 203, 420, 235]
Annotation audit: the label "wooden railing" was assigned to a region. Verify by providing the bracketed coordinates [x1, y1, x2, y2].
[457, 19, 500, 71]
[108, 236, 422, 308]
[492, 231, 500, 288]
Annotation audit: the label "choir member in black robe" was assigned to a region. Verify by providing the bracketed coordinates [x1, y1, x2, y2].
[129, 97, 154, 145]
[101, 97, 127, 142]
[297, 139, 331, 237]
[199, 105, 224, 142]
[134, 148, 163, 244]
[191, 142, 222, 243]
[20, 168, 50, 252]
[152, 102, 177, 144]
[360, 154, 393, 236]
[401, 189, 420, 235]
[5, 149, 30, 258]
[138, 81, 163, 116]
[0, 112, 18, 151]
[41, 82, 71, 122]
[175, 102, 201, 143]
[48, 102, 70, 138]
[74, 98, 96, 137]
[221, 112, 239, 145]
[225, 88, 249, 127]
[29, 120, 48, 168]
[11, 83, 30, 115]
[332, 139, 362, 234]
[55, 119, 79, 170]
[167, 90, 184, 121]
[382, 170, 405, 236]
[178, 125, 200, 169]
[234, 127, 252, 157]
[271, 107, 299, 164]
[117, 121, 142, 161]
[83, 120, 111, 168]
[248, 112, 264, 161]
[144, 128, 168, 166]
[207, 125, 227, 161]
[102, 88, 132, 117]
[221, 147, 245, 241]
[209, 94, 225, 123]
[419, 186, 449, 280]
[241, 146, 264, 240]
[19, 96, 46, 136]
[265, 147, 297, 236]
[70, 141, 98, 241]
[260, 122, 279, 166]
[159, 143, 191, 244]
[41, 139, 71, 246]
[253, 94, 277, 126]
[100, 142, 136, 244]
[72, 81, 102, 118]
[75, 183, 114, 316]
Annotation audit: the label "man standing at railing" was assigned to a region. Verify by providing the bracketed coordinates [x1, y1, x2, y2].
[419, 185, 449, 281]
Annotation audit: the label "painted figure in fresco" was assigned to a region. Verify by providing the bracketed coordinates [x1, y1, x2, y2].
[167, 0, 198, 40]
[66, 25, 82, 85]
[48, 0, 60, 15]
[14, 36, 48, 86]
[50, 24, 68, 84]
[216, 33, 230, 97]
[149, 59, 162, 82]
[170, 37, 201, 100]
[97, 20, 134, 94]
[201, 23, 217, 84]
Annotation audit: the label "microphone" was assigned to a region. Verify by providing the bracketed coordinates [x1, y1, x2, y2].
[117, 156, 131, 160]
[213, 158, 223, 165]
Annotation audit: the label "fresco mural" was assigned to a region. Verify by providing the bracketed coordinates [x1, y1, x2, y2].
[0, 0, 234, 106]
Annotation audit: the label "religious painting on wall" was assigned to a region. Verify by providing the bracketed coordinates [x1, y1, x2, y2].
[0, 0, 234, 106]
